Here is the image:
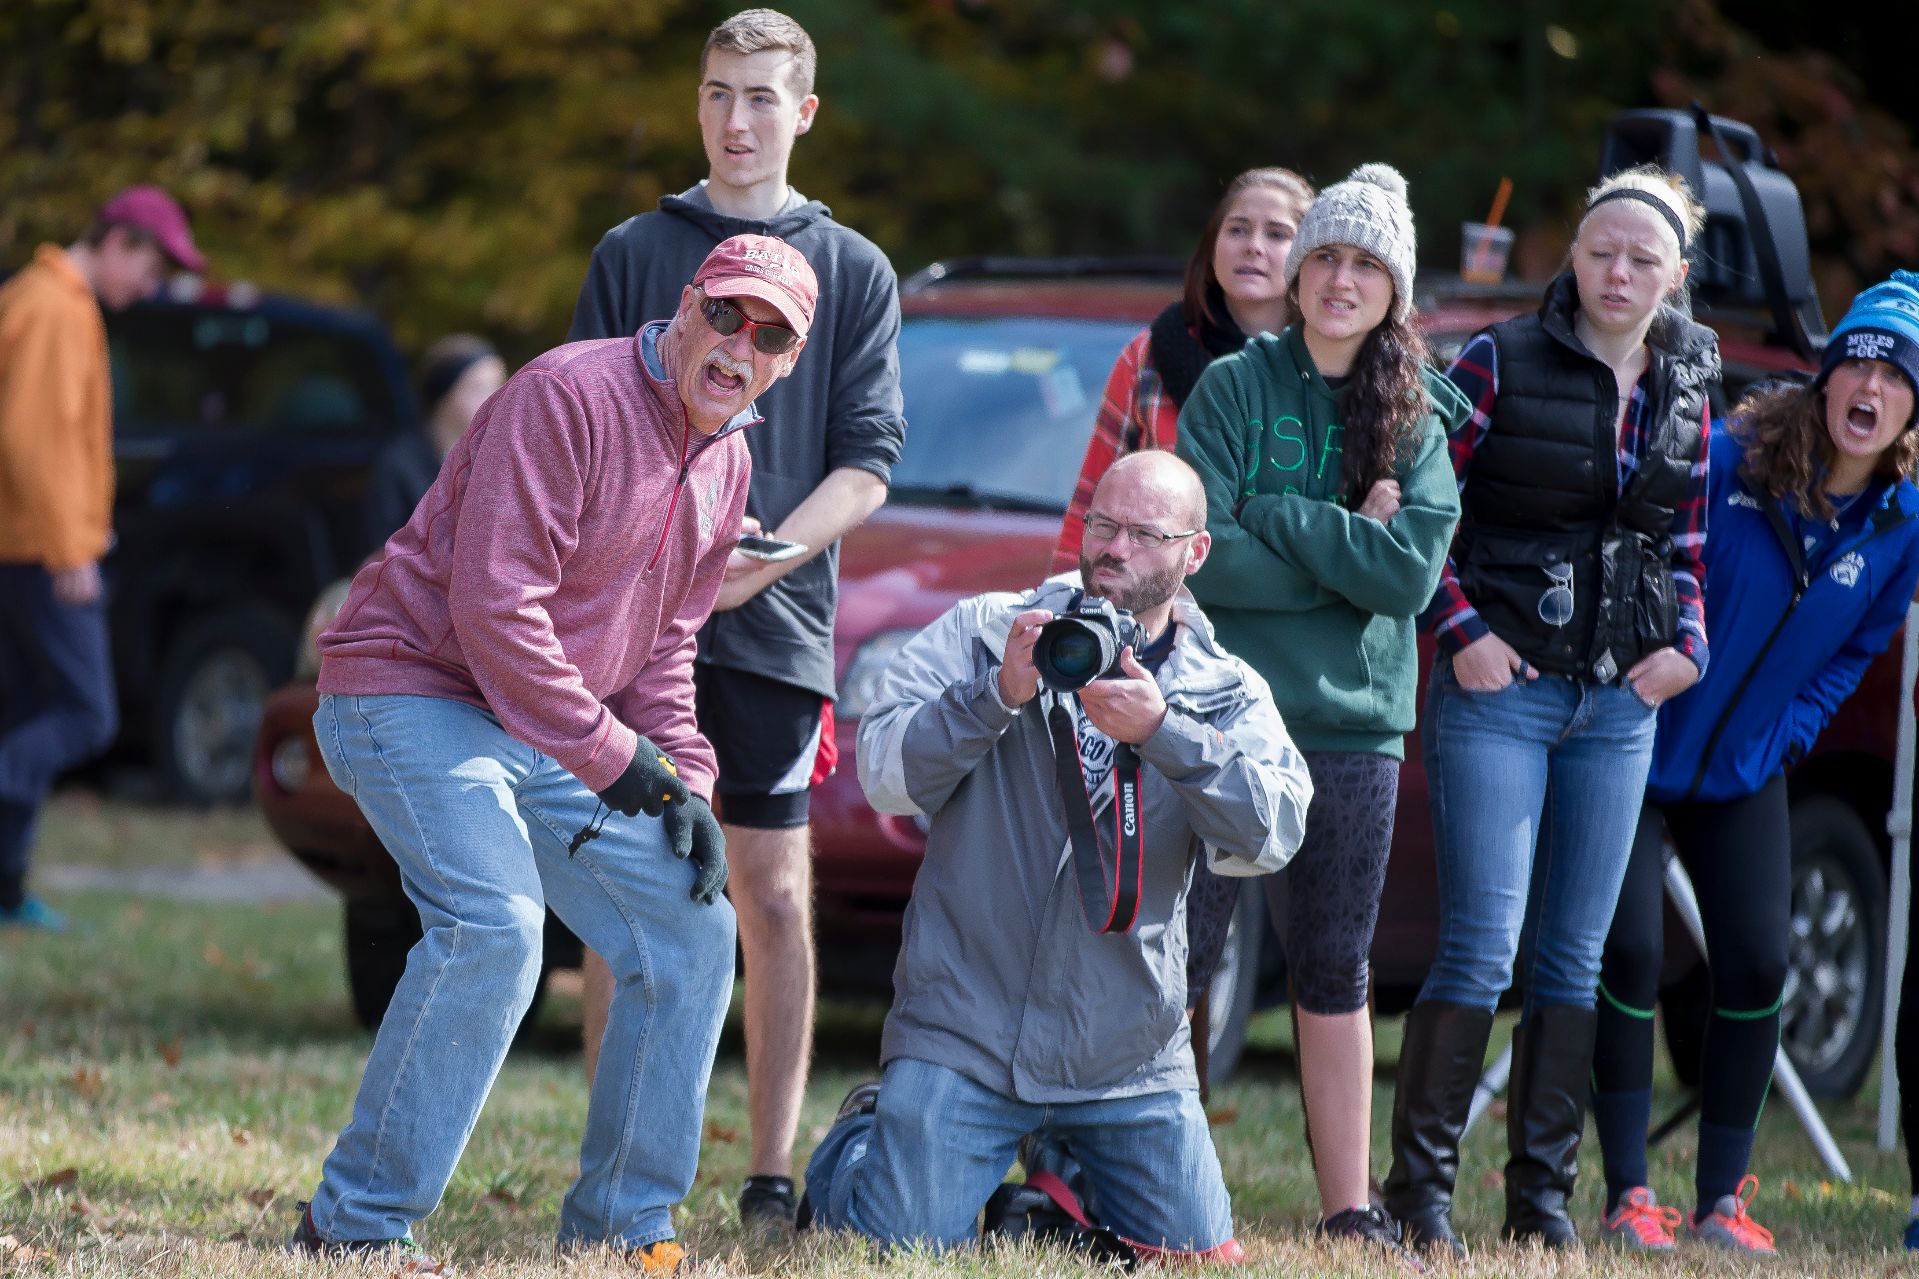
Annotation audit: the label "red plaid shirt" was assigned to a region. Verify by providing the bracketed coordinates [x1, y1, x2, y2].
[1423, 333, 1711, 673]
[1051, 329, 1182, 573]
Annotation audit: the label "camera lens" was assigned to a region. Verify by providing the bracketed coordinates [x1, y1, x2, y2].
[1048, 631, 1102, 681]
[1034, 617, 1119, 692]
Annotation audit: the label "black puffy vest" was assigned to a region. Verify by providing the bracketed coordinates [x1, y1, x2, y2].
[1456, 273, 1719, 681]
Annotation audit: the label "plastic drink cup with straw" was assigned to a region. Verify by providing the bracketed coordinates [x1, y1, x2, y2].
[1462, 176, 1516, 284]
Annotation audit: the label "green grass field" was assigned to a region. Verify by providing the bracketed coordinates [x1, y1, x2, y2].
[3, 793, 1914, 1276]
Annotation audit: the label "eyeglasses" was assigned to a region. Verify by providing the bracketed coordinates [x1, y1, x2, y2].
[1083, 512, 1201, 550]
[1537, 561, 1574, 627]
[701, 296, 801, 355]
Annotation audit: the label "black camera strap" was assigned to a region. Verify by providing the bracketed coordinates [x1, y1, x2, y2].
[1044, 700, 1143, 934]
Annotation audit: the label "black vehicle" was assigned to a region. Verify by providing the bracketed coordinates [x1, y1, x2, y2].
[105, 284, 411, 803]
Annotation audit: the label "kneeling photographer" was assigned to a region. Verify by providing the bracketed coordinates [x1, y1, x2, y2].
[802, 452, 1313, 1261]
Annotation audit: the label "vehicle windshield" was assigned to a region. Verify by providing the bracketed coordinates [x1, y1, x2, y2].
[891, 315, 1144, 513]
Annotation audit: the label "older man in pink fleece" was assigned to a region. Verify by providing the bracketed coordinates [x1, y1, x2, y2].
[292, 235, 817, 1271]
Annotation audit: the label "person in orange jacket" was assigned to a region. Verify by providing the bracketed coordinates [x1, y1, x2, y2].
[0, 186, 204, 929]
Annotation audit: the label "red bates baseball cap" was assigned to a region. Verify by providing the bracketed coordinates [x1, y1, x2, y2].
[692, 234, 818, 337]
[97, 186, 206, 274]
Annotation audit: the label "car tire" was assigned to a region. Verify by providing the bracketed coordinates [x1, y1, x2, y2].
[342, 893, 552, 1042]
[1780, 795, 1885, 1099]
[1203, 880, 1264, 1087]
[152, 605, 297, 804]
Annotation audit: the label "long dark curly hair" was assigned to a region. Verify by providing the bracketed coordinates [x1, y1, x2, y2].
[1331, 308, 1433, 506]
[1734, 379, 1919, 520]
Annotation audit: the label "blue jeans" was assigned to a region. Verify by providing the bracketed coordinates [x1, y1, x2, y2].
[804, 1057, 1234, 1253]
[1417, 659, 1656, 1014]
[308, 694, 736, 1249]
[0, 563, 118, 891]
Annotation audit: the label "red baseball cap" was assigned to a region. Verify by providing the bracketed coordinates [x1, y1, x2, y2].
[692, 234, 818, 337]
[97, 185, 205, 274]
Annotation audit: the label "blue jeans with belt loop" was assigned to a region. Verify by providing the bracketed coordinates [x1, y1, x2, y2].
[1416, 656, 1658, 1016]
[307, 693, 736, 1250]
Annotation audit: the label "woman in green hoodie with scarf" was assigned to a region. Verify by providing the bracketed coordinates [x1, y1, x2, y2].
[1176, 164, 1467, 1255]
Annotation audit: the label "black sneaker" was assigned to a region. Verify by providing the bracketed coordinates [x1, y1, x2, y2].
[1321, 1204, 1424, 1274]
[739, 1175, 798, 1235]
[289, 1201, 445, 1273]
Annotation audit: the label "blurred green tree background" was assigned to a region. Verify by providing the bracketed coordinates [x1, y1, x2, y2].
[3, 0, 1912, 358]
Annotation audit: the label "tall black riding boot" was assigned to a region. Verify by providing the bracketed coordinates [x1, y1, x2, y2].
[1502, 1003, 1598, 1249]
[1382, 1000, 1496, 1256]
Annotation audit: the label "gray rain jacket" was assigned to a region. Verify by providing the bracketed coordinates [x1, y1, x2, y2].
[857, 577, 1313, 1103]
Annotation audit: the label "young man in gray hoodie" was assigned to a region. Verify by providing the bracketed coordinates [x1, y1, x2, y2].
[568, 8, 905, 1231]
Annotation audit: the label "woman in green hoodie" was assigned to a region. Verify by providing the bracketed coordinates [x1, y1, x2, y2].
[1176, 164, 1467, 1254]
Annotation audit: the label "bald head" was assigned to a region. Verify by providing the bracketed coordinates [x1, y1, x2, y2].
[1078, 451, 1212, 620]
[1092, 451, 1207, 532]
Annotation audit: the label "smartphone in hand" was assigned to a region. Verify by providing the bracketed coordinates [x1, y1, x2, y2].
[734, 533, 809, 563]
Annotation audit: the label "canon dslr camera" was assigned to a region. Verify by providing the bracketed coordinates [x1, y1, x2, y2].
[1033, 593, 1144, 693]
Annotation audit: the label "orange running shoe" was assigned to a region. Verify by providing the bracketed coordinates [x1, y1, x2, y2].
[1689, 1175, 1777, 1255]
[1600, 1186, 1681, 1250]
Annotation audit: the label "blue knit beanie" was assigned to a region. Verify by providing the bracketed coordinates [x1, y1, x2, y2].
[1819, 270, 1919, 410]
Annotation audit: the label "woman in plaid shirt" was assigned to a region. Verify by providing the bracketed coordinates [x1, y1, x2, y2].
[1383, 166, 1718, 1256]
[1052, 168, 1311, 573]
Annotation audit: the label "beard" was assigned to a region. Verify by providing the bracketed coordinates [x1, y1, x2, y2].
[1078, 550, 1186, 615]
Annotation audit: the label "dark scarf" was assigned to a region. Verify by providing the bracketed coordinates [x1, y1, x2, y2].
[1148, 282, 1249, 411]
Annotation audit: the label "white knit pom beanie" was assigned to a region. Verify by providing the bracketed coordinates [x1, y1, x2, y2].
[1284, 163, 1418, 321]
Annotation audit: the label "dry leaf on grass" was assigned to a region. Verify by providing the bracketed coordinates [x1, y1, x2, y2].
[1206, 1106, 1240, 1126]
[69, 1068, 105, 1100]
[485, 1188, 520, 1207]
[243, 1189, 277, 1208]
[0, 1234, 48, 1262]
[231, 1128, 253, 1146]
[26, 1167, 78, 1193]
[159, 1036, 184, 1068]
[704, 1121, 740, 1144]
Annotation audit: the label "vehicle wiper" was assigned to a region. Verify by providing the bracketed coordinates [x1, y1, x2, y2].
[888, 483, 1062, 515]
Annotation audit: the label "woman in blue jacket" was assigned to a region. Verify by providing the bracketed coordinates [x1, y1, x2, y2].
[1592, 273, 1919, 1255]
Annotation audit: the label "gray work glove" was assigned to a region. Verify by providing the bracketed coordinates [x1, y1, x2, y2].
[663, 795, 728, 905]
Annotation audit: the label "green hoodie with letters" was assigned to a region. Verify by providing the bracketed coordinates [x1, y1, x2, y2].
[1174, 325, 1468, 758]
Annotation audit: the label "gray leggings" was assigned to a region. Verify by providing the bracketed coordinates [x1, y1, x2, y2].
[1186, 751, 1398, 1015]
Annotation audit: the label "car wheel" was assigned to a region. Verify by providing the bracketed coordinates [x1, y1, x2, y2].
[1203, 880, 1264, 1087]
[342, 893, 552, 1041]
[1780, 795, 1885, 1099]
[152, 605, 297, 804]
